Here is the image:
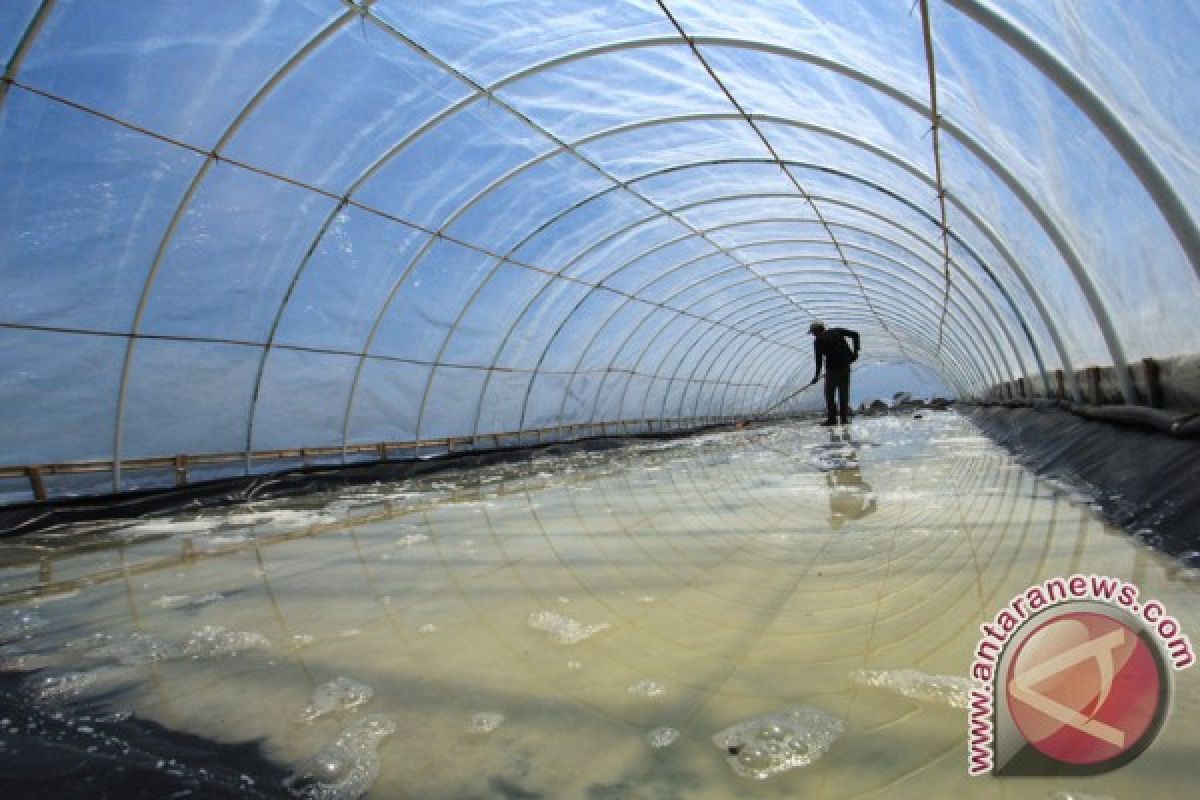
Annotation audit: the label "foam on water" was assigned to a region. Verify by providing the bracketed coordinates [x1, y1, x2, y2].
[79, 631, 178, 666]
[712, 706, 845, 780]
[0, 608, 47, 640]
[466, 711, 505, 734]
[646, 727, 679, 748]
[182, 626, 271, 658]
[24, 665, 142, 702]
[627, 680, 666, 699]
[850, 669, 973, 709]
[224, 510, 332, 529]
[300, 677, 374, 723]
[123, 519, 220, 535]
[284, 714, 396, 800]
[526, 610, 610, 645]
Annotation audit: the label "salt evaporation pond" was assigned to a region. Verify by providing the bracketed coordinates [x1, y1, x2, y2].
[1, 413, 1197, 798]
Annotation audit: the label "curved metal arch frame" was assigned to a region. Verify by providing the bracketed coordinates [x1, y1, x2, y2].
[703, 319, 961, 423]
[621, 315, 775, 426]
[693, 164, 1068, 398]
[754, 304, 980, 392]
[733, 307, 977, 399]
[657, 305, 974, 426]
[591, 133, 1054, 379]
[626, 234, 987, 381]
[336, 185, 804, 450]
[721, 355, 803, 420]
[637, 290, 982, 428]
[675, 36, 1144, 400]
[707, 259, 1006, 387]
[509, 253, 845, 436]
[656, 268, 994, 395]
[946, 0, 1200, 280]
[10, 8, 1152, 479]
[563, 221, 1003, 389]
[349, 171, 809, 454]
[624, 306, 968, 430]
[355, 5, 1195, 302]
[754, 232, 1030, 384]
[531, 188, 1026, 437]
[448, 252, 813, 452]
[746, 305, 981, 398]
[793, 198, 1047, 390]
[713, 238, 1020, 383]
[180, 29, 1092, 468]
[408, 34, 1142, 399]
[562, 217, 996, 434]
[745, 239, 1022, 383]
[595, 305, 777, 430]
[0, 0, 56, 109]
[721, 350, 828, 420]
[477, 202, 982, 445]
[670, 185, 1076, 397]
[330, 34, 838, 455]
[108, 7, 364, 490]
[446, 263, 802, 435]
[570, 290, 804, 428]
[571, 286, 932, 437]
[676, 324, 843, 423]
[643, 322, 788, 424]
[668, 284, 986, 420]
[342, 39, 1104, 447]
[447, 117, 1055, 403]
[679, 330, 800, 422]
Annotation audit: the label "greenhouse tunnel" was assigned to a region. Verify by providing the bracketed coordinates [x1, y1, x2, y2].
[1, 1, 1199, 799]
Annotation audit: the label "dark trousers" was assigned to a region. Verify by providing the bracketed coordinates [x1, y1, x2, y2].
[824, 366, 851, 423]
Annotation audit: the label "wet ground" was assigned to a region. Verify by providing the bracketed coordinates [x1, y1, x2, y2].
[1, 413, 1197, 799]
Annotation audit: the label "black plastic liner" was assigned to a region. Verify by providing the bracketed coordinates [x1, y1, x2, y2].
[0, 424, 741, 539]
[0, 670, 290, 799]
[968, 405, 1200, 559]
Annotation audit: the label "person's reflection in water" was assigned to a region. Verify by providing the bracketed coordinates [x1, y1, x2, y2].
[819, 430, 878, 530]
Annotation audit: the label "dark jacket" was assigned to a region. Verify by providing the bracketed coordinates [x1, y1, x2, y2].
[812, 327, 860, 381]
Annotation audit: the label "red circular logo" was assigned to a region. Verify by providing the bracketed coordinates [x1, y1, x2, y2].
[1006, 611, 1165, 765]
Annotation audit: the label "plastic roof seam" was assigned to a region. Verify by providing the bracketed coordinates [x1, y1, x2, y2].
[536, 206, 1004, 426]
[6, 2, 1192, 481]
[672, 186, 1068, 395]
[0, 0, 55, 109]
[947, 0, 1200, 281]
[344, 6, 826, 449]
[522, 112, 1051, 383]
[392, 31, 1143, 401]
[654, 0, 909, 373]
[535, 161, 1022, 388]
[715, 256, 1013, 386]
[104, 9, 362, 490]
[916, 0, 955, 367]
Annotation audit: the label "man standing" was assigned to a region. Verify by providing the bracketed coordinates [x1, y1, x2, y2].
[807, 321, 860, 426]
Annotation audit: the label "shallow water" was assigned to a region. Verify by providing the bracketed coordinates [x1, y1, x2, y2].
[1, 413, 1198, 798]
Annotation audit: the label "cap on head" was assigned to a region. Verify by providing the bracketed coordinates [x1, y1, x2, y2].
[808, 320, 825, 334]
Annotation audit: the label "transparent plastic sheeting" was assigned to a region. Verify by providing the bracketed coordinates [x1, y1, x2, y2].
[1, 0, 1198, 488]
